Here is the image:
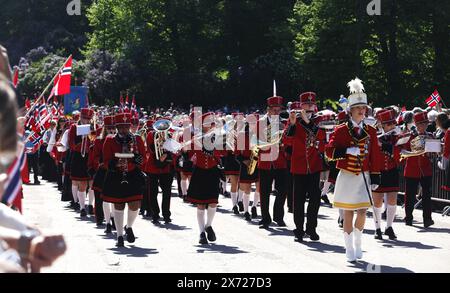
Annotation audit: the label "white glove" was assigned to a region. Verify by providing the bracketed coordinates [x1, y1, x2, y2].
[371, 184, 379, 190]
[346, 147, 360, 156]
[438, 157, 449, 171]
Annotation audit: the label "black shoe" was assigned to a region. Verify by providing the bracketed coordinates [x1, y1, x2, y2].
[424, 219, 434, 228]
[384, 227, 397, 240]
[205, 226, 216, 242]
[116, 236, 124, 247]
[164, 217, 172, 223]
[223, 191, 231, 198]
[152, 216, 160, 224]
[251, 207, 258, 218]
[87, 205, 94, 215]
[232, 205, 240, 215]
[306, 229, 320, 241]
[338, 218, 344, 228]
[374, 228, 383, 240]
[276, 220, 287, 227]
[321, 194, 331, 205]
[74, 202, 80, 211]
[199, 232, 208, 245]
[288, 208, 293, 214]
[96, 219, 104, 227]
[80, 209, 87, 217]
[405, 219, 413, 226]
[139, 209, 145, 215]
[238, 201, 244, 212]
[104, 223, 112, 234]
[125, 227, 135, 243]
[244, 212, 251, 221]
[258, 220, 270, 229]
[145, 211, 152, 218]
[293, 229, 304, 242]
[110, 218, 116, 230]
[34, 180, 41, 185]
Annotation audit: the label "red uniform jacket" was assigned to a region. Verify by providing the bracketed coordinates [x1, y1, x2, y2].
[68, 123, 90, 155]
[103, 134, 145, 172]
[284, 120, 326, 175]
[378, 134, 401, 171]
[88, 138, 105, 171]
[443, 130, 450, 159]
[144, 131, 171, 174]
[325, 122, 381, 175]
[403, 133, 433, 178]
[257, 118, 288, 170]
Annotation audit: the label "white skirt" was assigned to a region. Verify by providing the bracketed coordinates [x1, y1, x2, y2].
[333, 169, 372, 210]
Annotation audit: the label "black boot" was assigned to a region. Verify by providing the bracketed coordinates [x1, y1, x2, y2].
[232, 205, 239, 215]
[321, 194, 331, 205]
[238, 201, 244, 212]
[125, 227, 135, 243]
[251, 206, 258, 218]
[199, 232, 208, 245]
[104, 223, 112, 234]
[87, 205, 94, 215]
[424, 219, 434, 228]
[80, 209, 87, 217]
[244, 212, 251, 222]
[116, 236, 124, 247]
[293, 229, 304, 242]
[374, 228, 383, 240]
[306, 228, 320, 241]
[384, 226, 397, 240]
[205, 226, 216, 242]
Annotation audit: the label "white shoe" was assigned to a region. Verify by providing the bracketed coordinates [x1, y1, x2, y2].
[353, 228, 363, 259]
[344, 232, 356, 262]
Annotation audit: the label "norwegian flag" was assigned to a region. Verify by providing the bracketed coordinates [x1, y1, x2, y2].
[38, 99, 48, 119]
[1, 144, 26, 205]
[131, 95, 138, 118]
[124, 93, 130, 113]
[12, 67, 19, 88]
[25, 98, 31, 110]
[426, 90, 442, 107]
[52, 56, 73, 96]
[50, 96, 60, 116]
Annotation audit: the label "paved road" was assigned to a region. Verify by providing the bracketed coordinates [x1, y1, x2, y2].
[22, 181, 450, 273]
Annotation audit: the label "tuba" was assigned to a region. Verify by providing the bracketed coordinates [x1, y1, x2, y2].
[115, 133, 135, 185]
[153, 119, 172, 160]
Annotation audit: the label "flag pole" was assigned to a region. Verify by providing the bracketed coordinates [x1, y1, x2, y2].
[24, 55, 72, 118]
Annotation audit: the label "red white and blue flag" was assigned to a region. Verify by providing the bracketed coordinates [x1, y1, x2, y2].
[426, 90, 442, 107]
[131, 95, 138, 118]
[52, 56, 72, 96]
[1, 144, 26, 205]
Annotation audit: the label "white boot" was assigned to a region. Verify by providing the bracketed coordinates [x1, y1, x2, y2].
[353, 228, 363, 259]
[344, 232, 356, 262]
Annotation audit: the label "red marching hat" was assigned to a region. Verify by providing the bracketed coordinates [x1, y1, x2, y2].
[299, 92, 317, 105]
[267, 96, 284, 107]
[103, 116, 115, 127]
[414, 112, 429, 124]
[80, 108, 94, 120]
[290, 101, 302, 111]
[114, 113, 132, 126]
[376, 109, 396, 124]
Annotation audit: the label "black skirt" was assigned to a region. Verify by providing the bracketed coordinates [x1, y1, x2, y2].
[102, 168, 145, 203]
[70, 151, 90, 181]
[187, 166, 221, 204]
[239, 163, 258, 183]
[92, 167, 107, 192]
[222, 154, 240, 176]
[373, 168, 399, 193]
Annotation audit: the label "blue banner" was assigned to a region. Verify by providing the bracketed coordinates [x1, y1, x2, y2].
[64, 86, 88, 115]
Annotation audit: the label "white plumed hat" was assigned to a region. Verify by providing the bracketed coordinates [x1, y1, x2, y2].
[347, 77, 368, 108]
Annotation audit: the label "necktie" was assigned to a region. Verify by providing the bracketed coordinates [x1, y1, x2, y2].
[354, 126, 361, 135]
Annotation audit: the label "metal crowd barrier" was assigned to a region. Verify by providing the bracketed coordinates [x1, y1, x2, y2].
[398, 154, 450, 216]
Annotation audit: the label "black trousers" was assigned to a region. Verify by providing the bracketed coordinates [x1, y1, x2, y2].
[405, 176, 432, 222]
[27, 153, 39, 182]
[148, 173, 173, 219]
[286, 165, 293, 211]
[259, 168, 287, 224]
[176, 171, 183, 197]
[293, 172, 321, 232]
[94, 190, 104, 222]
[56, 162, 63, 189]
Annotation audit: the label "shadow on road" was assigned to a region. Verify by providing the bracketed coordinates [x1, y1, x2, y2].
[154, 222, 191, 231]
[195, 243, 249, 254]
[381, 240, 441, 250]
[301, 241, 345, 254]
[416, 227, 450, 234]
[108, 245, 159, 257]
[350, 260, 415, 273]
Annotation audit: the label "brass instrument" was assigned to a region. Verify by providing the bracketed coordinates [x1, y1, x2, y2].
[400, 135, 427, 160]
[153, 119, 173, 160]
[247, 129, 286, 176]
[115, 133, 136, 185]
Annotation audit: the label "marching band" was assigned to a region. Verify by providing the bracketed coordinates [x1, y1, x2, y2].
[39, 77, 447, 262]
